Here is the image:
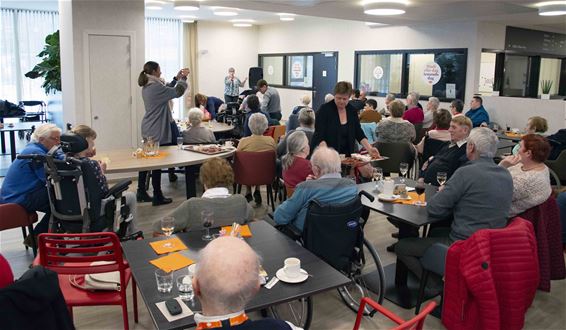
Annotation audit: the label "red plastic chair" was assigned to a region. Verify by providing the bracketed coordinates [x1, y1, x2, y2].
[233, 150, 277, 211]
[37, 232, 138, 330]
[353, 298, 436, 330]
[0, 203, 38, 256]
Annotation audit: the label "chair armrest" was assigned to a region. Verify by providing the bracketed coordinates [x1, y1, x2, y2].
[420, 243, 449, 276]
[105, 179, 132, 199]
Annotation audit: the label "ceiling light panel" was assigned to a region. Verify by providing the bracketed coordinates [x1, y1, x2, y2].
[174, 0, 200, 11]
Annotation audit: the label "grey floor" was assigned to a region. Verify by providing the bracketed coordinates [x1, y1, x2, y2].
[0, 133, 565, 329]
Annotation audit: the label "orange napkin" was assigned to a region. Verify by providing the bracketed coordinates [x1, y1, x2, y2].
[505, 132, 523, 138]
[150, 252, 194, 272]
[149, 237, 188, 255]
[393, 192, 425, 205]
[221, 224, 253, 238]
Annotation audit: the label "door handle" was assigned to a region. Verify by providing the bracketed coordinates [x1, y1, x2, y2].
[93, 116, 99, 120]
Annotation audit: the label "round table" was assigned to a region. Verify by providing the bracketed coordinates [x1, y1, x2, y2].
[177, 121, 234, 133]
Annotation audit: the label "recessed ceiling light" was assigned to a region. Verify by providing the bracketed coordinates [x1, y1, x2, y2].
[179, 15, 197, 19]
[146, 0, 165, 10]
[276, 13, 297, 16]
[182, 19, 195, 23]
[365, 22, 386, 26]
[174, 0, 200, 11]
[280, 17, 295, 21]
[363, 0, 408, 16]
[230, 19, 254, 23]
[146, 5, 163, 10]
[214, 7, 238, 16]
[233, 23, 252, 27]
[536, 1, 566, 15]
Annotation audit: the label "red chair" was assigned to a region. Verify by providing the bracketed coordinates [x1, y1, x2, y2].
[233, 150, 277, 211]
[353, 297, 436, 330]
[0, 203, 38, 256]
[37, 232, 138, 330]
[0, 254, 14, 288]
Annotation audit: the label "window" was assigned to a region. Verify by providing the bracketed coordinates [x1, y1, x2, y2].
[356, 53, 402, 95]
[355, 48, 467, 101]
[502, 55, 529, 97]
[479, 52, 496, 95]
[538, 58, 561, 95]
[260, 56, 284, 86]
[287, 55, 313, 88]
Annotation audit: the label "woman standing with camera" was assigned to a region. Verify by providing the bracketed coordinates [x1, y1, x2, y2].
[137, 61, 189, 206]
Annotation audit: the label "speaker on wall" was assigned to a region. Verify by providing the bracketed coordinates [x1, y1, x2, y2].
[248, 67, 263, 88]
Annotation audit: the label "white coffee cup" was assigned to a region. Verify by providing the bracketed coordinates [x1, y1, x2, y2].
[283, 257, 301, 278]
[382, 179, 395, 196]
[224, 140, 234, 148]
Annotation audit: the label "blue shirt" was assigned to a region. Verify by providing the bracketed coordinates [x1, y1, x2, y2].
[0, 143, 61, 204]
[206, 96, 224, 120]
[465, 105, 490, 128]
[274, 174, 358, 232]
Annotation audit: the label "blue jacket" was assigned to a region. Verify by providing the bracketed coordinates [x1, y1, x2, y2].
[206, 96, 224, 120]
[0, 143, 57, 204]
[274, 174, 357, 232]
[465, 105, 490, 128]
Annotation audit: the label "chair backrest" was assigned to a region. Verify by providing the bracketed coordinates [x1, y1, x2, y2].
[375, 142, 416, 175]
[0, 204, 37, 231]
[422, 136, 450, 163]
[302, 196, 365, 273]
[272, 125, 286, 143]
[0, 254, 14, 289]
[353, 298, 436, 330]
[414, 123, 425, 144]
[286, 113, 299, 133]
[545, 150, 566, 182]
[233, 151, 276, 186]
[263, 126, 275, 138]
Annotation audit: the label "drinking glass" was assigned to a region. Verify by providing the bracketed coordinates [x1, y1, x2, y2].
[177, 136, 184, 149]
[161, 216, 175, 248]
[176, 275, 194, 301]
[399, 163, 409, 183]
[201, 210, 214, 241]
[155, 269, 173, 293]
[437, 172, 447, 187]
[414, 179, 426, 206]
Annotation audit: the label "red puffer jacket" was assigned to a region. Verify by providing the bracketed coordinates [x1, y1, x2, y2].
[442, 218, 539, 330]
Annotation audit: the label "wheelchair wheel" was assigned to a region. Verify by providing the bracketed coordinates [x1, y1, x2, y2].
[338, 237, 385, 314]
[269, 296, 313, 330]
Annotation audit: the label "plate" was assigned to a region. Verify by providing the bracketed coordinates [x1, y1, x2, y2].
[378, 193, 399, 202]
[276, 268, 309, 284]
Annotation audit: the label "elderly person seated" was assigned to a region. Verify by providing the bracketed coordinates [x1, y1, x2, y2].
[277, 108, 315, 158]
[396, 127, 513, 289]
[423, 97, 439, 129]
[376, 100, 416, 143]
[379, 93, 395, 117]
[282, 131, 313, 191]
[402, 92, 424, 125]
[243, 95, 271, 137]
[0, 123, 62, 237]
[499, 134, 552, 217]
[512, 116, 548, 155]
[415, 108, 452, 155]
[192, 236, 298, 329]
[70, 125, 139, 235]
[287, 95, 312, 133]
[359, 99, 382, 124]
[238, 113, 276, 205]
[152, 157, 252, 235]
[274, 146, 357, 233]
[182, 108, 216, 144]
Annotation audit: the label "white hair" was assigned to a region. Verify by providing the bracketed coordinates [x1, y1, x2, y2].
[301, 94, 311, 106]
[468, 127, 498, 158]
[298, 107, 315, 127]
[385, 93, 396, 102]
[407, 92, 420, 106]
[248, 113, 268, 135]
[188, 107, 204, 126]
[324, 93, 334, 103]
[311, 146, 341, 175]
[428, 97, 440, 110]
[31, 123, 61, 143]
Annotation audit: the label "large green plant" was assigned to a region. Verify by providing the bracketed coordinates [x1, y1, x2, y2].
[25, 30, 61, 94]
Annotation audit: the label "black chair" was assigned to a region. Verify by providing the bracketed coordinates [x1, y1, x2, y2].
[415, 243, 449, 315]
[375, 141, 416, 176]
[421, 136, 450, 165]
[414, 123, 425, 144]
[18, 100, 47, 122]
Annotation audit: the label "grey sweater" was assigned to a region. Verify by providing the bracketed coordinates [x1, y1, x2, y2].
[152, 194, 253, 233]
[427, 157, 513, 241]
[260, 87, 281, 115]
[182, 126, 216, 144]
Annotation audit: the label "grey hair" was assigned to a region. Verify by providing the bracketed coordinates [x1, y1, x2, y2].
[301, 94, 311, 106]
[468, 127, 498, 158]
[31, 123, 61, 143]
[428, 97, 440, 110]
[195, 237, 260, 313]
[248, 113, 268, 135]
[298, 107, 315, 127]
[385, 93, 396, 102]
[282, 131, 309, 171]
[311, 145, 341, 175]
[324, 93, 334, 103]
[407, 92, 420, 106]
[188, 107, 204, 126]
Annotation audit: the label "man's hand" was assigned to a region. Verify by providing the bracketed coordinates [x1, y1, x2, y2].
[306, 174, 317, 181]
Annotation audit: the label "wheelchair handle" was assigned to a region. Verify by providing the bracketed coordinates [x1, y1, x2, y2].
[358, 190, 375, 202]
[16, 154, 47, 161]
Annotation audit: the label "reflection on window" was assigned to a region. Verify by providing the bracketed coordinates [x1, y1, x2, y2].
[538, 58, 561, 95]
[408, 52, 467, 100]
[479, 52, 496, 95]
[408, 54, 434, 96]
[356, 54, 402, 94]
[260, 56, 284, 85]
[287, 55, 313, 88]
[502, 55, 528, 97]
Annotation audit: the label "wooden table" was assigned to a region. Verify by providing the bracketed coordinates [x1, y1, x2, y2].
[121, 221, 351, 330]
[496, 131, 523, 142]
[358, 178, 440, 309]
[94, 146, 235, 198]
[0, 122, 37, 161]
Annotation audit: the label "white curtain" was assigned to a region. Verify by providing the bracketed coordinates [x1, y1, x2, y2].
[0, 9, 59, 103]
[145, 17, 183, 119]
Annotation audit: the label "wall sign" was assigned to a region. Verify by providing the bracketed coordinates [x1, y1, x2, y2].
[422, 62, 442, 85]
[267, 65, 274, 76]
[292, 61, 303, 79]
[373, 66, 384, 80]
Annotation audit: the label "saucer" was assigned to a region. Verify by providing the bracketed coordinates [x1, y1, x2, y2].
[378, 193, 399, 202]
[276, 268, 309, 284]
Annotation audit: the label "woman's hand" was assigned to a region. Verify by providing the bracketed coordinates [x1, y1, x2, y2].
[499, 154, 521, 168]
[177, 68, 190, 80]
[98, 160, 107, 173]
[367, 146, 380, 159]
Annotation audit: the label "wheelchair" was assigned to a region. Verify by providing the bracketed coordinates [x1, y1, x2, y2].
[271, 191, 385, 328]
[16, 133, 141, 240]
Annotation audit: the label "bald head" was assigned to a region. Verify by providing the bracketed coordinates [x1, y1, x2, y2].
[193, 237, 260, 315]
[311, 146, 341, 177]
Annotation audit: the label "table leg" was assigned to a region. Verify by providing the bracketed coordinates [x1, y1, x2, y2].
[9, 131, 16, 162]
[0, 118, 5, 154]
[184, 165, 198, 199]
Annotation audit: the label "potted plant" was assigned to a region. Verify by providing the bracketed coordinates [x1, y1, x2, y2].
[540, 80, 552, 100]
[25, 30, 61, 94]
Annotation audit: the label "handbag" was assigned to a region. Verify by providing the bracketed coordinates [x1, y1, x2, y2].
[69, 261, 121, 291]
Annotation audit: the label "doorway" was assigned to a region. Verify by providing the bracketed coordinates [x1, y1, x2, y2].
[312, 52, 338, 111]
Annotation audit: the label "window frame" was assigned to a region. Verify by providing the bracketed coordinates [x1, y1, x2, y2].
[258, 52, 321, 91]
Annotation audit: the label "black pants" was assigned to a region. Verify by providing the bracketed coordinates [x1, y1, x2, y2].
[225, 95, 238, 103]
[138, 122, 178, 194]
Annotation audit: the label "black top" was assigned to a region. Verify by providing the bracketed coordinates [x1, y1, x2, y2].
[422, 143, 468, 186]
[311, 101, 366, 156]
[348, 99, 365, 112]
[217, 318, 291, 329]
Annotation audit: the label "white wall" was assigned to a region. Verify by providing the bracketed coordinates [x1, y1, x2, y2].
[196, 21, 258, 100]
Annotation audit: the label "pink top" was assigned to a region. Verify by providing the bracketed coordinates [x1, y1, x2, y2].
[283, 157, 313, 189]
[402, 106, 424, 125]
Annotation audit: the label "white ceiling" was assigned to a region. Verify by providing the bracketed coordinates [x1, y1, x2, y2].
[1, 0, 565, 33]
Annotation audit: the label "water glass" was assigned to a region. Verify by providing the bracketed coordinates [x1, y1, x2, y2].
[176, 275, 194, 301]
[177, 136, 184, 149]
[399, 162, 409, 183]
[155, 269, 173, 293]
[161, 216, 175, 248]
